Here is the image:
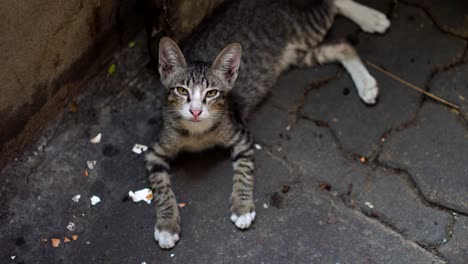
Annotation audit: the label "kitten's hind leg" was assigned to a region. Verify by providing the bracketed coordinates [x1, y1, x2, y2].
[313, 42, 378, 104]
[334, 0, 390, 33]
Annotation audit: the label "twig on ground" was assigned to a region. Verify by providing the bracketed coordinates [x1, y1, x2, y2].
[365, 61, 460, 110]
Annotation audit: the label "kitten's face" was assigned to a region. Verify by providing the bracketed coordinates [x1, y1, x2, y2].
[158, 37, 242, 132]
[166, 67, 227, 125]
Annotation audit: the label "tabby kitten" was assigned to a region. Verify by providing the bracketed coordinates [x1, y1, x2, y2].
[146, 0, 390, 248]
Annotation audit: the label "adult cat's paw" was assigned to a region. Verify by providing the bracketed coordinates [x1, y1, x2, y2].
[154, 228, 179, 249]
[231, 211, 256, 229]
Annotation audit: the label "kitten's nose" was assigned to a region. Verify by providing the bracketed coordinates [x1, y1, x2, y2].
[190, 109, 202, 118]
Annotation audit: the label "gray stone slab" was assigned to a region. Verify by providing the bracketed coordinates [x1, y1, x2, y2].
[380, 102, 468, 213]
[439, 216, 468, 264]
[429, 62, 468, 118]
[404, 0, 468, 38]
[352, 169, 452, 246]
[302, 4, 466, 156]
[283, 120, 452, 246]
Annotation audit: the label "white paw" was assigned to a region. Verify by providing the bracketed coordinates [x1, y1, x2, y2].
[357, 75, 379, 104]
[357, 8, 390, 33]
[154, 228, 179, 249]
[230, 211, 256, 229]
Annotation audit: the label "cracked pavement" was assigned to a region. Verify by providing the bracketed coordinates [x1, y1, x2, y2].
[1, 1, 467, 263]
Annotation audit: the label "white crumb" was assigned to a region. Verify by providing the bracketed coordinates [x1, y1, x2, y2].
[364, 201, 374, 209]
[128, 188, 153, 204]
[170, 254, 175, 258]
[11, 256, 16, 260]
[263, 203, 268, 209]
[87, 160, 97, 170]
[286, 125, 291, 131]
[90, 133, 102, 144]
[90, 195, 101, 206]
[132, 144, 148, 154]
[66, 222, 76, 232]
[254, 144, 262, 150]
[72, 194, 81, 203]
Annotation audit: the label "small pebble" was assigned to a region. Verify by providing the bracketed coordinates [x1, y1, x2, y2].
[91, 195, 101, 206]
[170, 254, 175, 257]
[72, 194, 81, 203]
[254, 144, 262, 150]
[263, 203, 268, 209]
[90, 133, 102, 144]
[364, 202, 374, 209]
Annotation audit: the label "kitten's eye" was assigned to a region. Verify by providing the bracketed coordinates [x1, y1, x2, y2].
[205, 90, 218, 98]
[176, 87, 188, 95]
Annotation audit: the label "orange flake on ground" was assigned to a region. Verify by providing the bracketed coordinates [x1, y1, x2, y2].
[83, 170, 89, 177]
[64, 237, 71, 243]
[72, 235, 78, 241]
[51, 238, 61, 248]
[359, 156, 366, 163]
[146, 193, 153, 200]
[178, 203, 187, 208]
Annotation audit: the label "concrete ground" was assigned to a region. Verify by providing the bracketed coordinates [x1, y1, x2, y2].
[1, 1, 467, 263]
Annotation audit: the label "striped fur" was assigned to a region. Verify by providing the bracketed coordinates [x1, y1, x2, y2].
[147, 0, 390, 248]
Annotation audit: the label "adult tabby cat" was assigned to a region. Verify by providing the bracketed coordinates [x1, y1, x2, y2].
[146, 0, 390, 248]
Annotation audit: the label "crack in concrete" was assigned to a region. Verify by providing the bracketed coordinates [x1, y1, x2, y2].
[259, 128, 445, 260]
[400, 0, 468, 40]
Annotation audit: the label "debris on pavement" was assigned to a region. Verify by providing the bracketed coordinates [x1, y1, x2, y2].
[178, 202, 187, 208]
[128, 188, 153, 204]
[66, 222, 76, 232]
[90, 195, 101, 206]
[69, 101, 78, 113]
[254, 144, 262, 150]
[64, 237, 71, 243]
[364, 202, 374, 209]
[327, 215, 338, 224]
[87, 160, 97, 170]
[72, 235, 78, 241]
[171, 254, 175, 258]
[83, 170, 89, 177]
[108, 63, 116, 75]
[128, 41, 136, 48]
[90, 133, 102, 144]
[263, 203, 268, 209]
[11, 256, 15, 260]
[319, 183, 331, 191]
[281, 185, 290, 193]
[132, 144, 148, 154]
[72, 194, 81, 203]
[359, 156, 367, 163]
[51, 238, 61, 248]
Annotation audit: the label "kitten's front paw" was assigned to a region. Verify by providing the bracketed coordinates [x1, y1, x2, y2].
[154, 228, 180, 249]
[358, 75, 379, 104]
[231, 211, 256, 229]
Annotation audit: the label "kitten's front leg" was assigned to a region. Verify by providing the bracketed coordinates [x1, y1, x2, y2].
[145, 144, 180, 249]
[229, 128, 256, 229]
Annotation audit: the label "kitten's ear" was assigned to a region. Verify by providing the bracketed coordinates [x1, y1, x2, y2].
[211, 43, 242, 86]
[158, 37, 187, 85]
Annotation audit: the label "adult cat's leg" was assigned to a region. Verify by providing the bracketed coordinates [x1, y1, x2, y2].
[313, 42, 378, 104]
[229, 126, 256, 229]
[334, 0, 390, 33]
[146, 143, 180, 249]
